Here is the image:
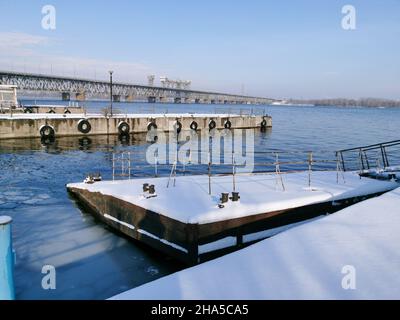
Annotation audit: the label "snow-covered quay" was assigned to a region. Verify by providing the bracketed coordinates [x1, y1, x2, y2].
[67, 171, 398, 265]
[111, 188, 400, 300]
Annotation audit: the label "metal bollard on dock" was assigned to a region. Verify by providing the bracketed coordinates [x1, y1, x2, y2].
[0, 216, 15, 300]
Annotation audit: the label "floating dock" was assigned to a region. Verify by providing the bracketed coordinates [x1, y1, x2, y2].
[110, 187, 400, 300]
[67, 171, 399, 265]
[0, 113, 271, 140]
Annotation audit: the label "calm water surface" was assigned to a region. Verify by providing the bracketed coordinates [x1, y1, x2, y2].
[1, 102, 399, 299]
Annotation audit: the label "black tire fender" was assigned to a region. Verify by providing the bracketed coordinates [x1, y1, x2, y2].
[224, 119, 232, 129]
[118, 121, 130, 135]
[209, 119, 216, 130]
[174, 120, 182, 133]
[147, 121, 157, 131]
[190, 121, 198, 131]
[78, 119, 92, 134]
[39, 124, 55, 138]
[261, 117, 267, 128]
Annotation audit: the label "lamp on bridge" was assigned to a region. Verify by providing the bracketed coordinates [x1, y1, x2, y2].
[109, 70, 113, 116]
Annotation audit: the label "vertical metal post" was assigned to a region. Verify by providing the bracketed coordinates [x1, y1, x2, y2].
[363, 151, 370, 169]
[380, 145, 387, 168]
[336, 152, 346, 184]
[308, 152, 313, 187]
[359, 149, 365, 171]
[173, 162, 177, 187]
[128, 152, 131, 179]
[208, 151, 212, 195]
[121, 152, 125, 178]
[154, 154, 158, 177]
[383, 146, 390, 168]
[336, 152, 340, 184]
[232, 152, 236, 192]
[167, 162, 177, 188]
[340, 152, 346, 172]
[0, 216, 15, 300]
[109, 71, 113, 117]
[275, 153, 285, 191]
[112, 153, 115, 181]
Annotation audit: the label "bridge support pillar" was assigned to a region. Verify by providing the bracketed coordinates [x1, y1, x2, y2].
[125, 95, 134, 102]
[62, 92, 71, 101]
[76, 92, 86, 101]
[195, 98, 200, 104]
[148, 96, 156, 103]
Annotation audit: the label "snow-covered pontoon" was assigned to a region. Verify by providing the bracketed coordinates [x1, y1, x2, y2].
[67, 141, 400, 265]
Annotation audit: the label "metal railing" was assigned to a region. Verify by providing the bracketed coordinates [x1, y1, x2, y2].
[336, 140, 400, 172]
[136, 105, 268, 116]
[111, 150, 342, 193]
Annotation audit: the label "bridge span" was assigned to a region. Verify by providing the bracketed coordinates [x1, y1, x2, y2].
[0, 71, 275, 105]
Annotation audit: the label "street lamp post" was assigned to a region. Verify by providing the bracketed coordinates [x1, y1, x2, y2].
[109, 71, 113, 117]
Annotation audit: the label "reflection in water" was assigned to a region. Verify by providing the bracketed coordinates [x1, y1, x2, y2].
[118, 133, 130, 146]
[78, 137, 92, 150]
[40, 136, 56, 147]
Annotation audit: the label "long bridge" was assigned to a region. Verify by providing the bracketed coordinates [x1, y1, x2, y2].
[0, 71, 275, 105]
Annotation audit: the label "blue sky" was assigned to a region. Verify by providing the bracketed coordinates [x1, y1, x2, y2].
[0, 0, 399, 99]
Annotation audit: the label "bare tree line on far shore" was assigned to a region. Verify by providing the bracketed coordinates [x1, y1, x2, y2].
[288, 98, 400, 108]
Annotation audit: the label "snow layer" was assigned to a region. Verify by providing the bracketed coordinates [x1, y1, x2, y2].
[110, 188, 400, 300]
[0, 113, 244, 120]
[67, 171, 398, 224]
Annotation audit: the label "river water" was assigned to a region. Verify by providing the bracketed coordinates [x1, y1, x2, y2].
[0, 101, 399, 299]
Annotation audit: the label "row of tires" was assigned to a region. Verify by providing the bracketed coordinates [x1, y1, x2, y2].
[38, 119, 230, 138]
[148, 119, 230, 132]
[39, 119, 95, 138]
[38, 117, 269, 138]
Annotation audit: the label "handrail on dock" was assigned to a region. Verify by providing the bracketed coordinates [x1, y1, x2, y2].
[111, 150, 343, 193]
[336, 139, 400, 172]
[136, 105, 268, 117]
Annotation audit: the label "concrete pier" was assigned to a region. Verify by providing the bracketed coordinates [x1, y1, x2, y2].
[0, 113, 271, 140]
